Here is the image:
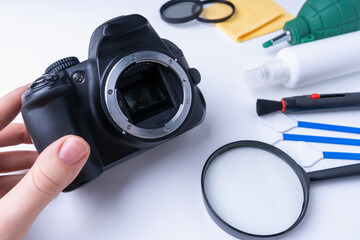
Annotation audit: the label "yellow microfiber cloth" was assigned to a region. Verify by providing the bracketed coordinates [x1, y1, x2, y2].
[202, 0, 294, 42]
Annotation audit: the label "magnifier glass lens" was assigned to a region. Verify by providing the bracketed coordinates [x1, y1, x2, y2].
[204, 147, 304, 236]
[162, 2, 202, 19]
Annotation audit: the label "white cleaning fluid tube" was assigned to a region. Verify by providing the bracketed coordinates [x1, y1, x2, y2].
[244, 31, 360, 88]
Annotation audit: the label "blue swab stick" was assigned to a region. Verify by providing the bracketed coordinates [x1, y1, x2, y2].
[323, 152, 360, 160]
[283, 133, 360, 146]
[297, 121, 360, 134]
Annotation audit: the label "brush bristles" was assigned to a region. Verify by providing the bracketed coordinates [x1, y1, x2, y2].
[256, 99, 283, 116]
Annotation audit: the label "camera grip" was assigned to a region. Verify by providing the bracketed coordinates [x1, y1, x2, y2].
[22, 84, 103, 192]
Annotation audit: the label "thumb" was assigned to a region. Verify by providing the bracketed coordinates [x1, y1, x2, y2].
[0, 135, 90, 239]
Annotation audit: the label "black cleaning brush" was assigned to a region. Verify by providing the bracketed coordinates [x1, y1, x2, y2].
[256, 99, 283, 116]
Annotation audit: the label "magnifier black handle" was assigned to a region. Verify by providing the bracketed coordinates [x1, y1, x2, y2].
[308, 163, 360, 182]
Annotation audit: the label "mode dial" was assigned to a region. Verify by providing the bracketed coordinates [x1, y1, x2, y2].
[45, 57, 80, 74]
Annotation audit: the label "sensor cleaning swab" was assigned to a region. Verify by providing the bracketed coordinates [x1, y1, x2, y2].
[283, 134, 360, 146]
[298, 142, 360, 168]
[260, 125, 360, 146]
[296, 121, 360, 134]
[260, 114, 360, 134]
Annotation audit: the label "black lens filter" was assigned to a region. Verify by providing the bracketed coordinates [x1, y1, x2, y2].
[160, 0, 235, 24]
[160, 0, 203, 23]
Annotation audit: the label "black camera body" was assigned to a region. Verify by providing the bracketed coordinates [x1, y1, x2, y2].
[21, 15, 206, 191]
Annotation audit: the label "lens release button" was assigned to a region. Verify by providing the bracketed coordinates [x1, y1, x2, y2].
[189, 68, 201, 85]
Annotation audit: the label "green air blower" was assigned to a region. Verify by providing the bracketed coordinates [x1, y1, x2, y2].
[263, 0, 360, 48]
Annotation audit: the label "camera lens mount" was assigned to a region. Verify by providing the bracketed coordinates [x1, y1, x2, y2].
[104, 51, 192, 139]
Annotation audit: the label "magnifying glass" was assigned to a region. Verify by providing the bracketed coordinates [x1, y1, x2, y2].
[201, 140, 360, 239]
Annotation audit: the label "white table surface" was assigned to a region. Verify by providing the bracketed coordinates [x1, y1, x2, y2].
[2, 0, 360, 239]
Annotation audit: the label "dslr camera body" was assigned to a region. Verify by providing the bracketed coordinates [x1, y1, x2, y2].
[21, 15, 206, 191]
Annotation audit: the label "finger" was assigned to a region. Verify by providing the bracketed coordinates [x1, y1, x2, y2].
[0, 123, 32, 147]
[0, 175, 24, 198]
[0, 84, 29, 131]
[0, 135, 90, 239]
[0, 151, 38, 173]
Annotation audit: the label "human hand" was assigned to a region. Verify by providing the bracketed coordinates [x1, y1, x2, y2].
[0, 85, 90, 240]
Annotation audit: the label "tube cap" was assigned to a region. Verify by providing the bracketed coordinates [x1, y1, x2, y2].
[244, 59, 290, 86]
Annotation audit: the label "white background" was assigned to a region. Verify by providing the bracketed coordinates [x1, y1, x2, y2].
[1, 0, 360, 239]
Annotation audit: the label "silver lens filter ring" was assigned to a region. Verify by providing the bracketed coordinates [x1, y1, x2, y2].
[104, 51, 192, 139]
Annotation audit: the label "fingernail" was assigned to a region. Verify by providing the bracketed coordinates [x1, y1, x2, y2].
[59, 137, 89, 165]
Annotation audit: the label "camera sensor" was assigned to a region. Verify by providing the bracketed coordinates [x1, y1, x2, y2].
[116, 62, 182, 128]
